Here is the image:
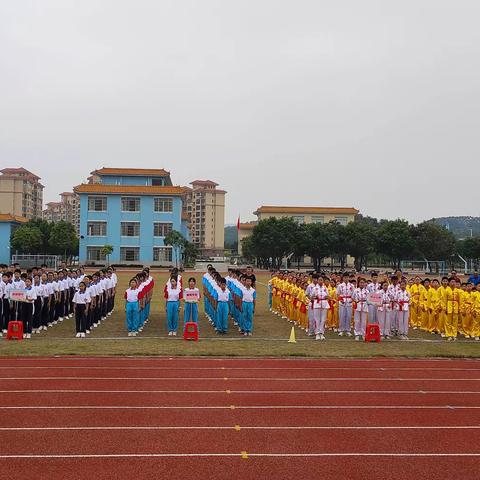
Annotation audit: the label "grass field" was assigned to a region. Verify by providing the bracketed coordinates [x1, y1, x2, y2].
[0, 271, 479, 357]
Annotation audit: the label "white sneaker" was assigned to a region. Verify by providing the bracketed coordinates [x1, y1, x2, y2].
[168, 332, 173, 336]
[127, 332, 132, 337]
[53, 321, 58, 325]
[44, 325, 48, 330]
[2, 329, 7, 334]
[58, 317, 63, 322]
[355, 336, 360, 341]
[320, 334, 325, 341]
[93, 323, 98, 328]
[441, 333, 446, 338]
[26, 333, 31, 339]
[475, 337, 479, 341]
[23, 334, 27, 339]
[75, 333, 81, 338]
[81, 333, 86, 338]
[315, 334, 321, 341]
[346, 332, 353, 337]
[132, 331, 137, 336]
[338, 332, 344, 337]
[86, 330, 91, 334]
[172, 332, 177, 336]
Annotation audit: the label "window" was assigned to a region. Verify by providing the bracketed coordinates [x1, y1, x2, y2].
[87, 222, 107, 236]
[311, 215, 324, 224]
[154, 197, 173, 212]
[120, 247, 139, 262]
[121, 222, 140, 237]
[121, 197, 140, 212]
[153, 222, 173, 237]
[335, 216, 348, 226]
[153, 246, 173, 262]
[292, 215, 305, 224]
[88, 196, 107, 211]
[152, 178, 164, 186]
[87, 247, 107, 261]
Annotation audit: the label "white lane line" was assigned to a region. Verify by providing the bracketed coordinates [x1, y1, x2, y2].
[1, 377, 479, 381]
[0, 453, 479, 459]
[1, 425, 480, 431]
[1, 390, 480, 395]
[0, 405, 478, 410]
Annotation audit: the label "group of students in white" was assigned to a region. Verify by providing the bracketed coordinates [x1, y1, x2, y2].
[0, 264, 117, 339]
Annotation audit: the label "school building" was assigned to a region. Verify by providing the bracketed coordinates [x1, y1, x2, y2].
[0, 214, 28, 265]
[74, 168, 189, 266]
[238, 206, 359, 263]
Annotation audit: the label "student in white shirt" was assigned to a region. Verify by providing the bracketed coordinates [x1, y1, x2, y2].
[241, 276, 256, 336]
[164, 277, 183, 336]
[336, 273, 354, 337]
[124, 278, 142, 336]
[353, 278, 369, 341]
[32, 275, 44, 334]
[22, 277, 37, 339]
[184, 277, 201, 327]
[366, 272, 380, 324]
[214, 278, 230, 335]
[73, 282, 91, 338]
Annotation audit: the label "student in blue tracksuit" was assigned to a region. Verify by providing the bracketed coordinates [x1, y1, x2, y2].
[124, 278, 141, 337]
[241, 277, 256, 336]
[215, 278, 230, 334]
[183, 277, 200, 330]
[165, 276, 183, 336]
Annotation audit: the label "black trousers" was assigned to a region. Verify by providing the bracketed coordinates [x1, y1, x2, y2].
[33, 298, 43, 329]
[49, 295, 56, 324]
[1, 298, 9, 330]
[41, 297, 50, 327]
[75, 304, 86, 333]
[22, 303, 34, 334]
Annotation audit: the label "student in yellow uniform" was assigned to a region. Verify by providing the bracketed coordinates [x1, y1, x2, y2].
[445, 277, 462, 341]
[427, 279, 440, 334]
[437, 277, 449, 337]
[471, 284, 480, 341]
[409, 276, 424, 329]
[419, 279, 430, 331]
[327, 279, 339, 332]
[461, 282, 474, 338]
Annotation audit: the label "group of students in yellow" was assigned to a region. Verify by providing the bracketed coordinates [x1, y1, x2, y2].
[268, 269, 480, 342]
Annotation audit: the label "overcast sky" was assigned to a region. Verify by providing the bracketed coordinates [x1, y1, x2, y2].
[1, 0, 479, 224]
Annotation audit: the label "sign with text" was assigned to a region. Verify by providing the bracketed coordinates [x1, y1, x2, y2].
[185, 290, 200, 303]
[367, 292, 383, 307]
[9, 289, 27, 303]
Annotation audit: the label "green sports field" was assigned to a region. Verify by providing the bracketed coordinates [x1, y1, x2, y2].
[0, 271, 479, 357]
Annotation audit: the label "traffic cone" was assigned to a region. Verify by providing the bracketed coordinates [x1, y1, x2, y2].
[288, 326, 296, 343]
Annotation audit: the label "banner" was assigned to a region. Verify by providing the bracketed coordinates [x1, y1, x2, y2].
[185, 290, 200, 303]
[367, 292, 383, 307]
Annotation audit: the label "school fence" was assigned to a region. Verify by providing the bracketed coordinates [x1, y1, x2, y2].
[11, 254, 61, 270]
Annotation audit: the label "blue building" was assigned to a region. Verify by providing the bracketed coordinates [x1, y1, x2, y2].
[0, 214, 28, 265]
[75, 168, 189, 266]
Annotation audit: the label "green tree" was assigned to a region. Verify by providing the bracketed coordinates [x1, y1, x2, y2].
[27, 218, 54, 254]
[412, 221, 456, 261]
[304, 222, 337, 271]
[164, 230, 187, 268]
[11, 225, 43, 254]
[102, 244, 114, 265]
[345, 220, 377, 271]
[375, 219, 415, 269]
[458, 237, 480, 262]
[49, 221, 78, 260]
[183, 241, 199, 266]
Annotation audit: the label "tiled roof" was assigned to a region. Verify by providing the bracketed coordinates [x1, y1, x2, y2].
[73, 184, 185, 196]
[191, 180, 219, 186]
[91, 168, 170, 176]
[60, 192, 75, 196]
[0, 214, 29, 223]
[254, 206, 359, 215]
[0, 167, 40, 180]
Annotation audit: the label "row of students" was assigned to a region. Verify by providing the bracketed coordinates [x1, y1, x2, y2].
[203, 266, 257, 336]
[270, 271, 480, 341]
[124, 268, 155, 336]
[0, 265, 117, 339]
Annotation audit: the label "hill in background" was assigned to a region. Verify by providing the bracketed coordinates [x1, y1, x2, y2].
[432, 217, 480, 239]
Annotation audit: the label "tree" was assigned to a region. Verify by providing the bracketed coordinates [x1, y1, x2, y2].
[49, 221, 78, 260]
[345, 220, 377, 271]
[102, 244, 114, 265]
[183, 241, 199, 266]
[375, 219, 415, 269]
[458, 237, 480, 263]
[304, 222, 337, 271]
[27, 219, 54, 254]
[164, 230, 187, 268]
[11, 225, 43, 254]
[412, 221, 456, 262]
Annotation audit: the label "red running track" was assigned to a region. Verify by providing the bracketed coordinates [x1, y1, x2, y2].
[0, 356, 479, 480]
